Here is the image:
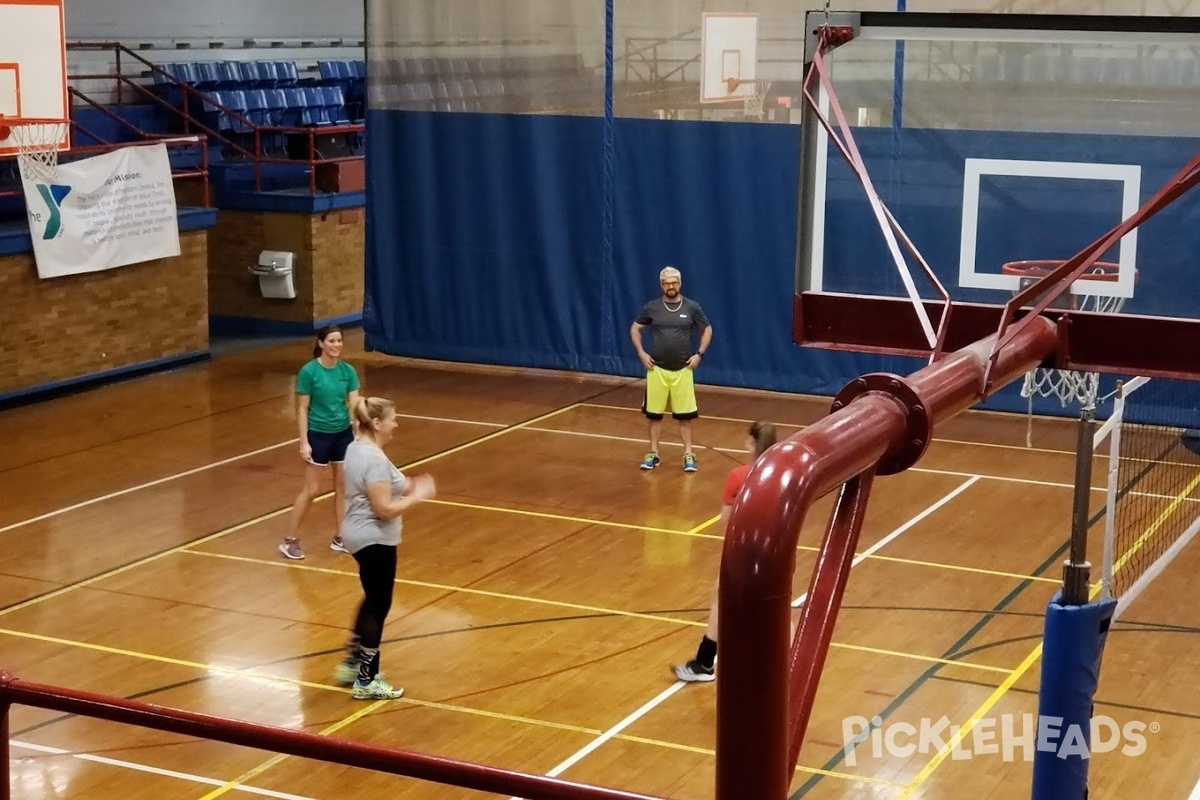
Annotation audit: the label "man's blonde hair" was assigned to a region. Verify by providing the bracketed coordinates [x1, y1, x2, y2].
[660, 266, 682, 282]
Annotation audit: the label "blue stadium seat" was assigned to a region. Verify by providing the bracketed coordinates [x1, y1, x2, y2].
[301, 86, 329, 125]
[409, 82, 434, 109]
[217, 61, 242, 88]
[281, 87, 307, 126]
[194, 61, 220, 89]
[256, 61, 279, 87]
[243, 89, 269, 125]
[223, 90, 252, 132]
[263, 88, 288, 125]
[275, 61, 300, 86]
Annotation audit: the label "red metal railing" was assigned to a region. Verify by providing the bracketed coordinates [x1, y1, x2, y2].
[713, 320, 1059, 799]
[0, 128, 209, 207]
[0, 672, 660, 800]
[66, 42, 365, 195]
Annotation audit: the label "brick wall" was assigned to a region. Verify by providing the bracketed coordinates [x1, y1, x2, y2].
[208, 211, 314, 322]
[0, 230, 209, 395]
[312, 208, 364, 321]
[208, 208, 363, 325]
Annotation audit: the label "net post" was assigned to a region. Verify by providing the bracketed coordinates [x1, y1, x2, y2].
[0, 671, 9, 800]
[1099, 380, 1126, 602]
[1062, 405, 1095, 606]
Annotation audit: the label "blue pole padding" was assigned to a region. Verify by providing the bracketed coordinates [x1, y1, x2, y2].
[1031, 591, 1118, 800]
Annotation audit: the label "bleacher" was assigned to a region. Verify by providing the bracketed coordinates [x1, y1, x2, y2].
[152, 58, 364, 138]
[370, 54, 602, 113]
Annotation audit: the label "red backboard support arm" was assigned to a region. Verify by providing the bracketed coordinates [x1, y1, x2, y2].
[716, 316, 1058, 799]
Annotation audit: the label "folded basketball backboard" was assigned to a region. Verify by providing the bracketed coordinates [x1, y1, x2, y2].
[0, 0, 69, 156]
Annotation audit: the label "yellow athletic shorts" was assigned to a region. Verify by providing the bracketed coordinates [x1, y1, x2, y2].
[643, 367, 699, 420]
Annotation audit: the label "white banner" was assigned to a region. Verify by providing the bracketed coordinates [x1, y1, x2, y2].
[23, 142, 182, 279]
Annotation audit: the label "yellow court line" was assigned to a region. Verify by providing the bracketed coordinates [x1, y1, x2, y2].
[847, 551, 1062, 585]
[613, 734, 902, 787]
[429, 495, 1059, 585]
[0, 623, 883, 786]
[182, 550, 708, 629]
[426, 498, 696, 537]
[1112, 471, 1200, 575]
[0, 626, 347, 694]
[896, 644, 1045, 800]
[0, 403, 583, 620]
[832, 642, 1013, 675]
[578, 402, 1088, 457]
[0, 507, 292, 620]
[581, 401, 808, 430]
[195, 698, 390, 800]
[402, 402, 584, 470]
[0, 626, 601, 739]
[182, 550, 1009, 674]
[359, 495, 1059, 589]
[899, 470, 1200, 797]
[687, 514, 722, 535]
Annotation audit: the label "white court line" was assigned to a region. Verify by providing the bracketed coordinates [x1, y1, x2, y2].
[508, 683, 686, 800]
[0, 440, 298, 535]
[792, 475, 981, 608]
[0, 413, 503, 536]
[519, 474, 981, 792]
[1188, 772, 1200, 800]
[4, 407, 1137, 537]
[10, 740, 317, 800]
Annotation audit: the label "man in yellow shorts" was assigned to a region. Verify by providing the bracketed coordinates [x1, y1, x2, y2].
[630, 266, 713, 471]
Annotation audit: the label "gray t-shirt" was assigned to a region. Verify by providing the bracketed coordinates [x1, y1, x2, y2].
[340, 440, 407, 553]
[635, 296, 710, 371]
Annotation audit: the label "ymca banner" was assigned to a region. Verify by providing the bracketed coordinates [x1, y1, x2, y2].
[22, 142, 181, 279]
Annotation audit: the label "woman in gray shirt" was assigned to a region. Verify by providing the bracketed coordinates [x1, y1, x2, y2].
[333, 396, 436, 700]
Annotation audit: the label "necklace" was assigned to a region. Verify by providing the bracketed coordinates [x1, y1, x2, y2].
[663, 297, 683, 313]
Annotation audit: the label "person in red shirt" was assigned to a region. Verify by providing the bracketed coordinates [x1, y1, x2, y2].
[672, 420, 778, 682]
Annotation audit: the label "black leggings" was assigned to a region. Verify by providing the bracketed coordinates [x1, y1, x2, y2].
[352, 543, 397, 649]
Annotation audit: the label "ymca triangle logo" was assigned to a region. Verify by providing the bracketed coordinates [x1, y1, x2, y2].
[35, 183, 72, 239]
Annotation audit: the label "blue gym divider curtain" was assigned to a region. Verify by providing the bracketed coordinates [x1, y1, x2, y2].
[363, 0, 1200, 418]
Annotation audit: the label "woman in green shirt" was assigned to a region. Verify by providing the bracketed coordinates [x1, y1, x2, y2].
[280, 325, 360, 560]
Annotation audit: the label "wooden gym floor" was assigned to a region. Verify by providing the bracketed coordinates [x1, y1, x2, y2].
[2, 329, 1198, 800]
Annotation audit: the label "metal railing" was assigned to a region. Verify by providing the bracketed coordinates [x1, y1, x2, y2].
[66, 42, 365, 195]
[0, 672, 659, 800]
[0, 126, 209, 206]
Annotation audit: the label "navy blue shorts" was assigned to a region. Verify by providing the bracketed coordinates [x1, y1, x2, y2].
[308, 427, 354, 466]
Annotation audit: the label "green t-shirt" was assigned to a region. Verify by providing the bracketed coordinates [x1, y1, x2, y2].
[297, 359, 359, 433]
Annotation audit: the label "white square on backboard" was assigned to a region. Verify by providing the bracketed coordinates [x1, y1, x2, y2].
[700, 13, 757, 103]
[958, 158, 1141, 299]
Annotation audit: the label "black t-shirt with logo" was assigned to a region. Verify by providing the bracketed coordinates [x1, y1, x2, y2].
[636, 296, 711, 371]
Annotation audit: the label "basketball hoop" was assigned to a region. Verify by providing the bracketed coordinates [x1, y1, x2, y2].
[1001, 260, 1131, 410]
[725, 78, 772, 120]
[1, 116, 69, 183]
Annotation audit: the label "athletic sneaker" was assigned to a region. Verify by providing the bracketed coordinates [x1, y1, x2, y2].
[640, 452, 661, 470]
[330, 537, 348, 553]
[672, 660, 715, 683]
[351, 675, 405, 700]
[332, 659, 358, 687]
[682, 453, 698, 472]
[279, 538, 304, 560]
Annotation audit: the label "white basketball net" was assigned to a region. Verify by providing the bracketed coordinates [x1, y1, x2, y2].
[1019, 289, 1127, 409]
[9, 120, 67, 183]
[742, 81, 772, 120]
